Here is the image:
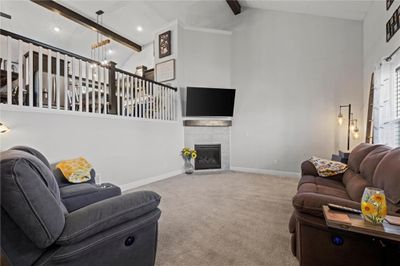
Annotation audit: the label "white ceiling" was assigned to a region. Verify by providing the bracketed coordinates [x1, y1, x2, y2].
[0, 0, 373, 68]
[242, 0, 373, 21]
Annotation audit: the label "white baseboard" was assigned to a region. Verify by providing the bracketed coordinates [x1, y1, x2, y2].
[120, 169, 184, 192]
[231, 166, 300, 179]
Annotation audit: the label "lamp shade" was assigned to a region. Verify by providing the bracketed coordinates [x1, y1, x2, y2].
[337, 113, 344, 125]
[0, 123, 10, 133]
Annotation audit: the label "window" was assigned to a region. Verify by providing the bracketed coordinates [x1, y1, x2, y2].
[395, 67, 400, 146]
[373, 55, 400, 147]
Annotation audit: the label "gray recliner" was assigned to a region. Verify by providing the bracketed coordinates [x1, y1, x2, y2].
[1, 150, 161, 266]
[9, 146, 122, 212]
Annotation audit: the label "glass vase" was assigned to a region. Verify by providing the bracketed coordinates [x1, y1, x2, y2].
[361, 187, 387, 224]
[184, 158, 194, 174]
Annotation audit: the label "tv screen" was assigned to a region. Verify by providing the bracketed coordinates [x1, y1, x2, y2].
[186, 87, 236, 117]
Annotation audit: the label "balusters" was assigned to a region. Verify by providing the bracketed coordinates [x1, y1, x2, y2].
[78, 60, 83, 112]
[6, 36, 11, 104]
[150, 83, 154, 119]
[71, 58, 75, 111]
[1, 32, 179, 121]
[103, 67, 107, 114]
[56, 52, 60, 110]
[117, 72, 120, 116]
[85, 61, 90, 112]
[28, 43, 33, 107]
[18, 40, 23, 106]
[134, 77, 138, 117]
[91, 64, 95, 113]
[97, 66, 101, 114]
[121, 74, 125, 116]
[64, 54, 68, 110]
[38, 47, 43, 108]
[130, 76, 134, 117]
[47, 49, 52, 109]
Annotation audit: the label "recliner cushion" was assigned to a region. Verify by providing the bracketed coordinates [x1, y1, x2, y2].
[10, 146, 51, 169]
[298, 175, 344, 190]
[373, 147, 400, 205]
[0, 150, 66, 248]
[348, 143, 383, 173]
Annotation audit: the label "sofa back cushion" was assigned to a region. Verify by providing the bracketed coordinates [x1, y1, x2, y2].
[373, 147, 400, 205]
[342, 169, 370, 202]
[348, 143, 383, 173]
[360, 145, 392, 184]
[0, 150, 66, 248]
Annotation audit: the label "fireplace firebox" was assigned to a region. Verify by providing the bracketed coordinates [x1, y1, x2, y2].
[194, 144, 221, 170]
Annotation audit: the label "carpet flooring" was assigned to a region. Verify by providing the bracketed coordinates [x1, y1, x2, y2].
[132, 171, 298, 266]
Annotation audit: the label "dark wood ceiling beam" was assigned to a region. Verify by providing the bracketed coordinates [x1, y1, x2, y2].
[226, 0, 241, 15]
[31, 0, 141, 52]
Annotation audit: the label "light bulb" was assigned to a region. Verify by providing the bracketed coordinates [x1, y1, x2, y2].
[353, 127, 360, 139]
[350, 120, 355, 131]
[337, 113, 344, 125]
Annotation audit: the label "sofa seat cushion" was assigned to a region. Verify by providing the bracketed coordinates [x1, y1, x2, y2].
[293, 182, 360, 217]
[298, 175, 345, 190]
[60, 183, 121, 212]
[298, 182, 350, 199]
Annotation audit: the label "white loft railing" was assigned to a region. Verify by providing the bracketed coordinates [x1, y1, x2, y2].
[0, 29, 178, 121]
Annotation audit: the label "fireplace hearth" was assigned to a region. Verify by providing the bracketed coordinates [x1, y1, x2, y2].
[194, 144, 221, 170]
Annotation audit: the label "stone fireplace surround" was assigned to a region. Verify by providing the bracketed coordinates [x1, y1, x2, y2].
[183, 119, 231, 171]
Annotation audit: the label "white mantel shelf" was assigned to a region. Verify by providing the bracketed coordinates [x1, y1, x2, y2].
[183, 120, 232, 127]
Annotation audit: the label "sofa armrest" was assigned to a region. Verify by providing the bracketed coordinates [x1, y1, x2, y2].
[56, 191, 161, 245]
[293, 192, 360, 217]
[301, 161, 319, 176]
[301, 160, 344, 182]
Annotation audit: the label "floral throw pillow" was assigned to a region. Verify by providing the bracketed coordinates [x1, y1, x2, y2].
[56, 157, 92, 183]
[309, 156, 348, 177]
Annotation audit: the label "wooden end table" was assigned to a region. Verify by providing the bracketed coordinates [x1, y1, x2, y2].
[322, 205, 400, 242]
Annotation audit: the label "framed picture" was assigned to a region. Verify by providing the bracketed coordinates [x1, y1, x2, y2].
[159, 30, 171, 58]
[155, 59, 175, 82]
[387, 0, 394, 10]
[386, 5, 400, 42]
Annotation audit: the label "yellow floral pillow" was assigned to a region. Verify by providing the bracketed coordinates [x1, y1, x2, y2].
[56, 157, 92, 183]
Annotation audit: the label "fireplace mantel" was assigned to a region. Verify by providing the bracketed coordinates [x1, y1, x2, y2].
[183, 120, 232, 127]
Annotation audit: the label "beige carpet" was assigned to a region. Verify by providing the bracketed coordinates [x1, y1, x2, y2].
[132, 171, 298, 266]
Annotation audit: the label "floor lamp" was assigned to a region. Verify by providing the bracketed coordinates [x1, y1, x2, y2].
[337, 104, 359, 151]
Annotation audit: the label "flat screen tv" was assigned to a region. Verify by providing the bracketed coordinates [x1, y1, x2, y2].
[186, 87, 236, 117]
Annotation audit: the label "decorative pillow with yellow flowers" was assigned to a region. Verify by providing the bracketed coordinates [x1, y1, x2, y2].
[308, 156, 348, 177]
[56, 157, 93, 183]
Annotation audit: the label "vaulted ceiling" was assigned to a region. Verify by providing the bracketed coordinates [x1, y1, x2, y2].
[0, 0, 373, 67]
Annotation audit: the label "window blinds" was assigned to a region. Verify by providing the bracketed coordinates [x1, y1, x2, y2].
[373, 54, 400, 147]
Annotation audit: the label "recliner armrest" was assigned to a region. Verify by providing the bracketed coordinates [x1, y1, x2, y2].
[301, 160, 344, 182]
[301, 161, 319, 176]
[292, 192, 360, 217]
[56, 191, 161, 245]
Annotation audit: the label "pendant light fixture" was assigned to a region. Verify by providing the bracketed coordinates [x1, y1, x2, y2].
[91, 10, 111, 67]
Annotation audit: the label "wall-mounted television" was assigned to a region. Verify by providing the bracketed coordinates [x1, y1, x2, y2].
[186, 87, 236, 117]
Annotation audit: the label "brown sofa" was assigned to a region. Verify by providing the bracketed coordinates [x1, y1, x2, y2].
[289, 143, 400, 266]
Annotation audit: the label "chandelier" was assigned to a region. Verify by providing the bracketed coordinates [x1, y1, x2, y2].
[91, 10, 111, 67]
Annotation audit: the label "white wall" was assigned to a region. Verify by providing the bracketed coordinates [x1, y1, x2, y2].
[0, 107, 184, 188]
[230, 9, 364, 173]
[120, 42, 155, 73]
[363, 0, 400, 115]
[180, 27, 232, 116]
[181, 28, 231, 88]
